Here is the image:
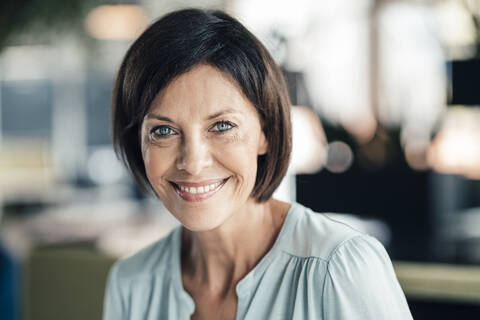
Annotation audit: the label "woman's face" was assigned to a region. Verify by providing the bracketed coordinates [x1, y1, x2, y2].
[141, 64, 268, 231]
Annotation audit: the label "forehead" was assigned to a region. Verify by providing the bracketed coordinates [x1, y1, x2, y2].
[148, 64, 255, 117]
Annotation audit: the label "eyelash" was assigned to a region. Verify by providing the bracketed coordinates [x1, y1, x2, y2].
[149, 121, 236, 139]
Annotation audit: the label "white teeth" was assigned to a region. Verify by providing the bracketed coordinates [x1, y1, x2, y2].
[177, 180, 225, 194]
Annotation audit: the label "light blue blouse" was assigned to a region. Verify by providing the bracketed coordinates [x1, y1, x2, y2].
[103, 202, 413, 319]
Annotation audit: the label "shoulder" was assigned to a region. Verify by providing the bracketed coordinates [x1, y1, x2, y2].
[103, 227, 184, 319]
[315, 218, 412, 318]
[284, 203, 373, 261]
[326, 233, 391, 278]
[110, 226, 180, 283]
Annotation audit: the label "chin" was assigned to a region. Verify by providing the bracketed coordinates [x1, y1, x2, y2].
[177, 210, 229, 232]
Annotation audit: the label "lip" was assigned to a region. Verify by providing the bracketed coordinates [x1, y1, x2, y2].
[170, 178, 226, 188]
[170, 177, 229, 202]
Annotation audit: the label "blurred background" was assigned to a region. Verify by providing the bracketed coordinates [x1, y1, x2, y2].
[0, 0, 480, 319]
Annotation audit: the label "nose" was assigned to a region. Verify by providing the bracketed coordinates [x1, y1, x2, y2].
[176, 134, 212, 175]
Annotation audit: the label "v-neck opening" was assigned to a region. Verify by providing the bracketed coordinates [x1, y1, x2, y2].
[171, 202, 301, 315]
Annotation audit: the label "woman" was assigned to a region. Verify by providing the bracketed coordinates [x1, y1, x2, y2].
[103, 9, 413, 320]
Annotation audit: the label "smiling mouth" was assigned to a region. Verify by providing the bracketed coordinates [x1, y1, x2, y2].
[169, 178, 229, 202]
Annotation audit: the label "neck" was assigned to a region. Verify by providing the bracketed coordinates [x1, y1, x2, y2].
[181, 198, 290, 297]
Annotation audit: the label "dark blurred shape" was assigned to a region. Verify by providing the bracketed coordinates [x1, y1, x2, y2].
[409, 298, 480, 319]
[448, 58, 480, 105]
[297, 126, 430, 261]
[282, 69, 312, 107]
[0, 243, 18, 320]
[0, 0, 98, 50]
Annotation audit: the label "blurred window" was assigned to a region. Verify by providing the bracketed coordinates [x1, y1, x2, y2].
[1, 80, 53, 139]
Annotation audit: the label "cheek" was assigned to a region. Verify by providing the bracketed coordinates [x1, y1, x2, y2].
[214, 132, 260, 180]
[142, 145, 175, 185]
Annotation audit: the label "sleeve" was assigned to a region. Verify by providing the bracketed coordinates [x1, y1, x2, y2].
[322, 235, 413, 320]
[103, 262, 126, 320]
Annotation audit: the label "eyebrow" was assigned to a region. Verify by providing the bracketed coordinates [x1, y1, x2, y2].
[145, 114, 173, 122]
[206, 108, 240, 120]
[145, 108, 241, 122]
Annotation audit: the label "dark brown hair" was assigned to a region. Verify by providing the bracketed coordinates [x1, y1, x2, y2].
[112, 8, 292, 202]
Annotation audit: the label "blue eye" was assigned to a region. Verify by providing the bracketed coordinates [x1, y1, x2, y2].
[214, 121, 233, 132]
[151, 126, 174, 138]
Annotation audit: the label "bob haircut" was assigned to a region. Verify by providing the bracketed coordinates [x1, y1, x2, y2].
[112, 8, 292, 202]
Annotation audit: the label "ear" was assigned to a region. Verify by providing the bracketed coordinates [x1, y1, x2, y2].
[258, 131, 268, 155]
